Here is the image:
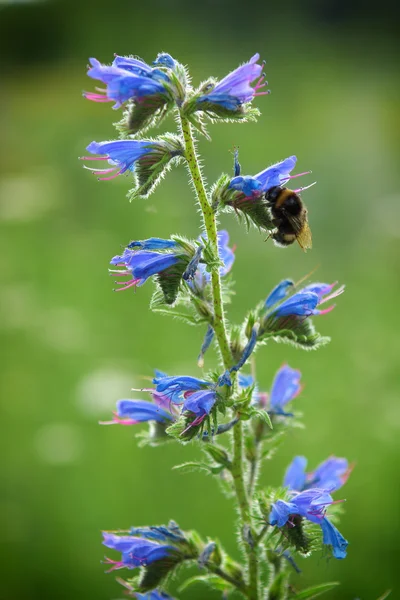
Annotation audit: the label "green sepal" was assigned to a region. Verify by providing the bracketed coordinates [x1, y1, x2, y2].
[166, 414, 203, 442]
[156, 257, 191, 305]
[128, 133, 185, 200]
[184, 111, 211, 140]
[137, 551, 185, 593]
[259, 313, 331, 351]
[215, 176, 275, 232]
[203, 443, 232, 469]
[114, 94, 172, 138]
[268, 570, 290, 600]
[289, 582, 340, 600]
[249, 406, 273, 429]
[211, 173, 231, 211]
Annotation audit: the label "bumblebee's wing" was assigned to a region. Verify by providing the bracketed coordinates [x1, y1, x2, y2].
[295, 220, 312, 251]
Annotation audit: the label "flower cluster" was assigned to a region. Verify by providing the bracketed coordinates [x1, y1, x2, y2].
[269, 454, 352, 559]
[82, 48, 351, 598]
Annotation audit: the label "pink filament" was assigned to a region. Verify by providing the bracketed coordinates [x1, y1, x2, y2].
[318, 305, 335, 316]
[180, 414, 207, 436]
[114, 279, 139, 292]
[99, 416, 139, 426]
[79, 156, 108, 161]
[84, 92, 112, 103]
[97, 171, 121, 181]
[283, 171, 312, 180]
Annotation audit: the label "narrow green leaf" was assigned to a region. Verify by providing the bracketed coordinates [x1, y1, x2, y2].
[251, 407, 273, 429]
[291, 582, 340, 600]
[377, 591, 391, 600]
[179, 574, 232, 593]
[172, 462, 211, 474]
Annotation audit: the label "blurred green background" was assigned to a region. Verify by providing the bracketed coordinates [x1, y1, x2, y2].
[1, 1, 399, 599]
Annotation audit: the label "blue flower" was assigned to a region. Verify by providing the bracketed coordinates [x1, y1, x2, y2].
[284, 456, 352, 493]
[152, 373, 217, 428]
[128, 238, 179, 251]
[102, 532, 174, 571]
[193, 230, 235, 288]
[129, 522, 185, 544]
[227, 326, 259, 380]
[196, 54, 266, 110]
[238, 373, 255, 389]
[197, 324, 215, 368]
[101, 399, 174, 427]
[84, 57, 170, 109]
[109, 249, 180, 292]
[269, 489, 348, 559]
[153, 374, 210, 403]
[269, 364, 302, 415]
[229, 156, 311, 198]
[135, 592, 175, 600]
[81, 140, 158, 181]
[153, 53, 176, 69]
[265, 279, 294, 308]
[183, 389, 217, 417]
[269, 281, 345, 318]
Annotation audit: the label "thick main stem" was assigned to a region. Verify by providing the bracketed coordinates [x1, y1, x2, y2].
[180, 114, 258, 600]
[179, 116, 232, 370]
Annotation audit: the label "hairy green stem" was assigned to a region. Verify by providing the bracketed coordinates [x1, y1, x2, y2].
[232, 420, 259, 599]
[179, 113, 258, 600]
[248, 441, 261, 498]
[179, 115, 232, 370]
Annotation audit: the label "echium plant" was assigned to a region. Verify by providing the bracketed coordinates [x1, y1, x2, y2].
[81, 51, 351, 600]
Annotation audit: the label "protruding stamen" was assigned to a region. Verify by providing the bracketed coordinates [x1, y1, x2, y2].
[319, 284, 345, 305]
[113, 279, 138, 292]
[283, 170, 312, 181]
[79, 156, 108, 161]
[293, 181, 317, 194]
[318, 305, 335, 315]
[97, 171, 121, 181]
[83, 166, 116, 173]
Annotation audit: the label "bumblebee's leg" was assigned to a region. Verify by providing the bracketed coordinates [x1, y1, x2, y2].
[233, 147, 241, 176]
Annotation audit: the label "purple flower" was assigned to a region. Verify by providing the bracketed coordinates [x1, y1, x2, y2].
[196, 54, 267, 110]
[269, 489, 348, 559]
[269, 364, 302, 415]
[80, 140, 160, 181]
[84, 56, 171, 109]
[101, 399, 174, 427]
[109, 248, 181, 292]
[229, 156, 311, 198]
[284, 456, 352, 493]
[102, 532, 174, 571]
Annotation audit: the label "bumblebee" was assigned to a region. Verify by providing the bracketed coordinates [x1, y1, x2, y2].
[265, 186, 312, 251]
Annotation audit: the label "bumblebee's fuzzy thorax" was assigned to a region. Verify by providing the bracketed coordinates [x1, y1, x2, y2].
[265, 186, 312, 251]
